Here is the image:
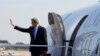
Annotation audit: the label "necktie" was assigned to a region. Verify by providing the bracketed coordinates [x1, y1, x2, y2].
[32, 28, 35, 39]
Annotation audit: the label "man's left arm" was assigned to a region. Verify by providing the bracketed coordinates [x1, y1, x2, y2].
[43, 28, 48, 52]
[44, 28, 47, 45]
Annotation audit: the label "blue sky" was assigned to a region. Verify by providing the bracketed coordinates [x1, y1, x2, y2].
[0, 0, 99, 44]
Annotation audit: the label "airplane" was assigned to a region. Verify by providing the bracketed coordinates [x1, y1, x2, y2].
[47, 2, 100, 56]
[0, 1, 100, 56]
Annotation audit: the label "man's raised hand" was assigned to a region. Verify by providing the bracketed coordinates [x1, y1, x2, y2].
[10, 19, 15, 27]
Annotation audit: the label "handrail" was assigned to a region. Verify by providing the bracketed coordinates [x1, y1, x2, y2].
[0, 44, 72, 48]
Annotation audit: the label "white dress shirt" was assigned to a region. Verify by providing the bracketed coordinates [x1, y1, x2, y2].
[34, 24, 39, 39]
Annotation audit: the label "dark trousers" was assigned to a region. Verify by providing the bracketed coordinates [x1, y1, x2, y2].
[31, 52, 40, 56]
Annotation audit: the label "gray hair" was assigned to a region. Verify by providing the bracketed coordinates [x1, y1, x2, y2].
[31, 17, 39, 24]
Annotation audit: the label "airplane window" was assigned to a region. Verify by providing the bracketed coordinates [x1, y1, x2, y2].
[48, 13, 54, 25]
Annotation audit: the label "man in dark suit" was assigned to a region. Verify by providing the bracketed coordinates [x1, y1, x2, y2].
[10, 18, 47, 56]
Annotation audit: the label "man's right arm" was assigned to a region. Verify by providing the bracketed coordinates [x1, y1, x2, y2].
[10, 19, 30, 33]
[14, 26, 30, 33]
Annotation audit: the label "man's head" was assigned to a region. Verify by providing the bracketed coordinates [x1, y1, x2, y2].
[31, 17, 39, 27]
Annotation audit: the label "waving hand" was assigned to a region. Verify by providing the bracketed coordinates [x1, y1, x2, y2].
[10, 19, 15, 27]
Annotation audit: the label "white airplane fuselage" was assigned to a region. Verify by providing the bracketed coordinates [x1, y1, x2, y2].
[47, 3, 100, 56]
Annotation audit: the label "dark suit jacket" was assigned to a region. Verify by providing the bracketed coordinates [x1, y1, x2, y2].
[14, 25, 47, 54]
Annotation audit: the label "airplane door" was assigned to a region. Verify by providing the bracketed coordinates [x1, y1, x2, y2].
[48, 12, 65, 56]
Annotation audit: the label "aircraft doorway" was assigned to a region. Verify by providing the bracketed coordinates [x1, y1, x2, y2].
[48, 12, 66, 56]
